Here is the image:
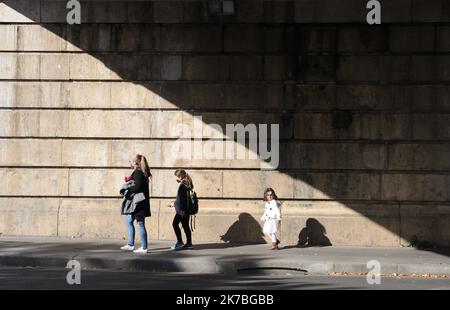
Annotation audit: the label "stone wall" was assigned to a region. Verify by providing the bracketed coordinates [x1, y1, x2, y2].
[0, 0, 449, 246]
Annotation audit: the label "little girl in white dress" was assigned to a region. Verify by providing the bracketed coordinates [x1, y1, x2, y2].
[261, 188, 281, 250]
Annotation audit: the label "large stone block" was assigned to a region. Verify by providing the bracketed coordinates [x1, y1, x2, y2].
[0, 138, 62, 166]
[111, 82, 170, 109]
[160, 26, 222, 52]
[0, 110, 27, 136]
[152, 56, 182, 81]
[382, 174, 449, 201]
[181, 0, 208, 23]
[286, 26, 337, 52]
[236, 0, 263, 23]
[0, 168, 69, 196]
[279, 142, 386, 170]
[68, 169, 126, 197]
[411, 114, 450, 140]
[224, 26, 264, 52]
[337, 56, 379, 82]
[190, 83, 223, 109]
[263, 56, 286, 81]
[294, 113, 361, 140]
[360, 113, 411, 140]
[110, 24, 141, 52]
[0, 82, 14, 107]
[437, 26, 450, 52]
[149, 111, 183, 138]
[0, 110, 42, 136]
[230, 56, 263, 81]
[62, 140, 110, 167]
[0, 25, 17, 51]
[17, 25, 66, 51]
[409, 85, 437, 110]
[153, 1, 183, 23]
[17, 53, 40, 80]
[314, 0, 366, 23]
[157, 83, 192, 110]
[222, 84, 266, 109]
[380, 56, 410, 82]
[436, 86, 450, 110]
[0, 198, 59, 237]
[381, 0, 412, 23]
[337, 85, 409, 110]
[338, 27, 388, 52]
[286, 85, 336, 110]
[436, 56, 450, 82]
[262, 0, 294, 23]
[294, 173, 381, 200]
[412, 0, 450, 22]
[0, 53, 17, 79]
[40, 54, 70, 80]
[39, 110, 70, 137]
[294, 0, 315, 23]
[389, 26, 435, 53]
[264, 26, 286, 53]
[387, 144, 450, 170]
[409, 56, 436, 82]
[40, 0, 67, 23]
[70, 54, 116, 80]
[41, 82, 67, 108]
[10, 82, 57, 108]
[66, 24, 112, 52]
[66, 82, 110, 109]
[182, 56, 230, 81]
[287, 56, 336, 81]
[68, 110, 179, 138]
[84, 1, 128, 23]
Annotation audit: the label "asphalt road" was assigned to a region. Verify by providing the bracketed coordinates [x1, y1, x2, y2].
[0, 266, 448, 290]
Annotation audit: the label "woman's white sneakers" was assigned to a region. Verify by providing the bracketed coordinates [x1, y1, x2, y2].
[120, 245, 148, 254]
[120, 244, 135, 251]
[133, 247, 148, 254]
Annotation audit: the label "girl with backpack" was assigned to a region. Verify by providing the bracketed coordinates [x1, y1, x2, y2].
[168, 169, 194, 250]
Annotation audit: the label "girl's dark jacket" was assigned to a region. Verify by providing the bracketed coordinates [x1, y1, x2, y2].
[128, 168, 151, 218]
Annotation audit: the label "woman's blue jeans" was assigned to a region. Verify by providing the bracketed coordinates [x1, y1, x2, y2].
[126, 214, 148, 249]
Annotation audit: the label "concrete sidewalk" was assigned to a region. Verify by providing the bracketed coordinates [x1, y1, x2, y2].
[0, 237, 449, 276]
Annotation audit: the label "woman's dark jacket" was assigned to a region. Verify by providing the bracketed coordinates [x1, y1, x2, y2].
[129, 168, 151, 218]
[174, 182, 189, 215]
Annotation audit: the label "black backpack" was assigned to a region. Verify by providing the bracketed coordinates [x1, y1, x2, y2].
[186, 187, 199, 215]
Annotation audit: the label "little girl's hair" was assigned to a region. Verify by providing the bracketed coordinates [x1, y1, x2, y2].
[263, 187, 278, 201]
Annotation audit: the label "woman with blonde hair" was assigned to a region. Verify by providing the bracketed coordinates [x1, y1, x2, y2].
[120, 154, 152, 254]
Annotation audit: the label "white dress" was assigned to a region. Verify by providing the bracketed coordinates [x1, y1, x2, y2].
[261, 200, 281, 235]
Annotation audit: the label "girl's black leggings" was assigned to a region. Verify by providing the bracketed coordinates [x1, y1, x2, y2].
[172, 214, 191, 244]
